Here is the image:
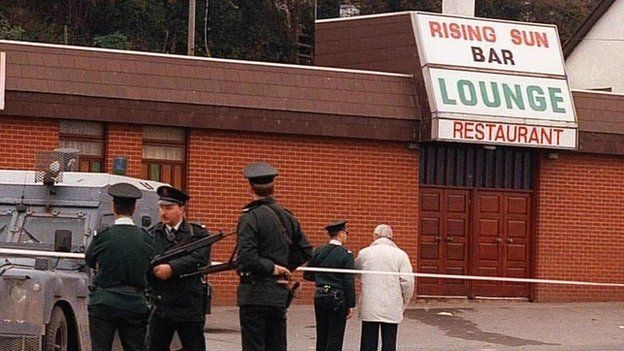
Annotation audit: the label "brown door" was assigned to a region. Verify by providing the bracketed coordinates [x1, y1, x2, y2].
[418, 187, 470, 296]
[472, 190, 531, 298]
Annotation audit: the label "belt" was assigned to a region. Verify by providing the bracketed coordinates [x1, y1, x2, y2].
[316, 285, 342, 294]
[99, 285, 144, 294]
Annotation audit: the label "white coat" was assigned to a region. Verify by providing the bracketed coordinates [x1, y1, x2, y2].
[355, 237, 414, 323]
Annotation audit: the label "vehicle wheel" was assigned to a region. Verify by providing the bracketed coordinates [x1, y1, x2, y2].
[43, 306, 68, 351]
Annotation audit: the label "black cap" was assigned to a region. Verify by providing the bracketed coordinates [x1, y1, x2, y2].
[108, 183, 142, 200]
[157, 185, 190, 206]
[325, 219, 348, 236]
[243, 162, 279, 185]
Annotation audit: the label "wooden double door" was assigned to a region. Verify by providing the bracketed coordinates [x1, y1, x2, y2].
[418, 187, 532, 298]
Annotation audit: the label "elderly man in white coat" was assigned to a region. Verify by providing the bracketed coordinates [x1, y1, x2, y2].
[355, 224, 414, 351]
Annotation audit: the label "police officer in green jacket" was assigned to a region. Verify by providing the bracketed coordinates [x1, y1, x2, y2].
[147, 185, 210, 351]
[304, 220, 356, 351]
[237, 161, 313, 351]
[86, 182, 154, 351]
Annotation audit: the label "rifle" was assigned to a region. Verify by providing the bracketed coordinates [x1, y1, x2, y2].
[180, 246, 238, 278]
[151, 230, 235, 267]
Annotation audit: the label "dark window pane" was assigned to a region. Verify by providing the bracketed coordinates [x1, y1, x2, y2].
[92, 161, 102, 173]
[150, 164, 161, 181]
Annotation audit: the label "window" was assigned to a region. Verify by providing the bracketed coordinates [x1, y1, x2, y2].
[142, 126, 186, 189]
[59, 120, 105, 172]
[20, 214, 86, 249]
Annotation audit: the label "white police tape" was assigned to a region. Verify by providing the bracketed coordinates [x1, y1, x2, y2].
[297, 266, 624, 287]
[0, 248, 85, 259]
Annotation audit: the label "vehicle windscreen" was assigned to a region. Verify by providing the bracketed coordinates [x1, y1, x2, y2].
[19, 215, 86, 249]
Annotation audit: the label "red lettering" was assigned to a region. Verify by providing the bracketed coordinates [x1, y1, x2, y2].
[430, 21, 443, 38]
[553, 129, 563, 145]
[510, 29, 522, 45]
[449, 23, 461, 39]
[528, 127, 540, 143]
[506, 125, 517, 142]
[475, 123, 485, 140]
[535, 32, 549, 48]
[510, 29, 550, 48]
[428, 21, 498, 43]
[541, 128, 552, 145]
[464, 122, 475, 139]
[453, 121, 464, 138]
[517, 126, 528, 142]
[483, 26, 496, 42]
[495, 125, 506, 141]
[486, 124, 496, 138]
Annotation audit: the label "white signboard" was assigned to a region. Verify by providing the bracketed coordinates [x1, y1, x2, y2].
[425, 68, 576, 123]
[414, 13, 564, 76]
[434, 119, 577, 149]
[412, 12, 577, 149]
[0, 52, 5, 110]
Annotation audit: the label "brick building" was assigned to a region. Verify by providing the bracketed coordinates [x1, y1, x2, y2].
[1, 10, 624, 304]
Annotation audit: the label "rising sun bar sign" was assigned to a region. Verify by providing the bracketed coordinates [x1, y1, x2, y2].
[413, 12, 577, 149]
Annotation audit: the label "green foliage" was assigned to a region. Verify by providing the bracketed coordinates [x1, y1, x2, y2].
[0, 17, 26, 40]
[92, 31, 132, 50]
[352, 0, 441, 13]
[0, 0, 606, 62]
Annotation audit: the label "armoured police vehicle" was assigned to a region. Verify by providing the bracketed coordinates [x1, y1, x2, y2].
[0, 149, 165, 351]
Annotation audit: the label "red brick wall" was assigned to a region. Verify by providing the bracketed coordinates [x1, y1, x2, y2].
[536, 152, 624, 301]
[105, 123, 143, 178]
[0, 116, 59, 169]
[186, 130, 420, 305]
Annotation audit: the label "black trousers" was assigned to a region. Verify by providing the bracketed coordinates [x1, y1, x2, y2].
[360, 321, 398, 351]
[88, 304, 148, 351]
[147, 313, 206, 351]
[314, 296, 348, 351]
[239, 305, 287, 351]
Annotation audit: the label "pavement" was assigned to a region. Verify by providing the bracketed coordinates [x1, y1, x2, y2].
[201, 300, 624, 351]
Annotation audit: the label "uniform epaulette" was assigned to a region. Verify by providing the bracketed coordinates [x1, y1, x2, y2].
[190, 221, 206, 229]
[242, 203, 262, 213]
[94, 225, 109, 237]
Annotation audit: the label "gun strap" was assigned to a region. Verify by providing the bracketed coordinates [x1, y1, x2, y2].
[316, 245, 339, 268]
[262, 204, 292, 245]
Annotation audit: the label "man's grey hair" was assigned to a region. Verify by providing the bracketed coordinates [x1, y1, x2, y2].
[374, 224, 393, 239]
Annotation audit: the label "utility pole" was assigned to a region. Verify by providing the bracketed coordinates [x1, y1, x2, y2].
[188, 0, 196, 55]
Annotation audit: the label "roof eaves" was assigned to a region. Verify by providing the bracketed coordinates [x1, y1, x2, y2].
[563, 0, 617, 58]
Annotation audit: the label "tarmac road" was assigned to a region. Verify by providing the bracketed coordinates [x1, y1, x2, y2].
[202, 300, 624, 350]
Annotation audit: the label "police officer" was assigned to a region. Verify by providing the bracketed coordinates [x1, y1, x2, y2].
[303, 220, 356, 351]
[86, 182, 154, 351]
[147, 185, 210, 351]
[237, 161, 313, 351]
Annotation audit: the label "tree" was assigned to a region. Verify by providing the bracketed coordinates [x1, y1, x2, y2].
[0, 17, 26, 41]
[92, 31, 132, 50]
[0, 0, 604, 62]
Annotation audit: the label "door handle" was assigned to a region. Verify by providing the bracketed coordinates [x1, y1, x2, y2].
[494, 237, 502, 243]
[434, 236, 441, 243]
[445, 237, 453, 242]
[507, 238, 514, 244]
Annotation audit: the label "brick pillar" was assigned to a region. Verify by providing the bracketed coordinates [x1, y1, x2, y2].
[106, 123, 143, 178]
[536, 152, 624, 301]
[0, 116, 59, 169]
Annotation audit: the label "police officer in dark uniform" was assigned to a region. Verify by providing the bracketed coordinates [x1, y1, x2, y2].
[86, 182, 154, 351]
[147, 185, 211, 351]
[237, 161, 313, 351]
[304, 220, 356, 351]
